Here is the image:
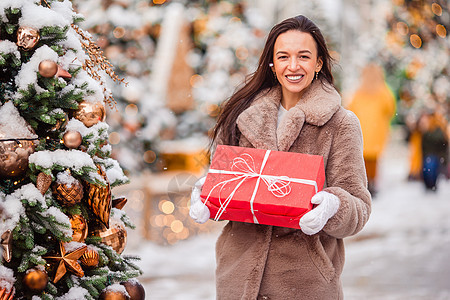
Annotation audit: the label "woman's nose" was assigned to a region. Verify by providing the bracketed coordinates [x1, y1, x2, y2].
[288, 58, 299, 70]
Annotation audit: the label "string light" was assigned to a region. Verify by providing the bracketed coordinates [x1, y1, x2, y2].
[396, 22, 409, 35]
[436, 24, 447, 38]
[143, 150, 156, 163]
[125, 104, 138, 117]
[410, 34, 422, 48]
[431, 3, 442, 16]
[189, 74, 203, 88]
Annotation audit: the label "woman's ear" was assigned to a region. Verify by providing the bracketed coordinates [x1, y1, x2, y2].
[315, 58, 323, 73]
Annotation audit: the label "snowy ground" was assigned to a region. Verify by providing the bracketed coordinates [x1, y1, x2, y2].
[126, 127, 450, 300]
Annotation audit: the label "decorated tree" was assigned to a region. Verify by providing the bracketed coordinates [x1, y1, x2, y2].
[0, 0, 144, 299]
[384, 0, 449, 121]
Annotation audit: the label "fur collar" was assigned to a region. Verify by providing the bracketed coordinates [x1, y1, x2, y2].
[236, 81, 341, 151]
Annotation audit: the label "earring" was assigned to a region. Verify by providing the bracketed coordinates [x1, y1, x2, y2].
[315, 72, 319, 80]
[269, 63, 274, 67]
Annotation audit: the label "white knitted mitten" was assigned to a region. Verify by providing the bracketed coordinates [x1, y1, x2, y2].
[299, 191, 340, 235]
[189, 176, 210, 224]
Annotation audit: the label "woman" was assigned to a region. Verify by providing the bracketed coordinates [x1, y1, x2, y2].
[190, 15, 371, 299]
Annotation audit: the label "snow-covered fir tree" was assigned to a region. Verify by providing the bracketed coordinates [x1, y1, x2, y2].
[384, 0, 449, 122]
[0, 0, 144, 299]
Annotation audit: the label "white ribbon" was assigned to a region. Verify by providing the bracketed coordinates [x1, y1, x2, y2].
[203, 150, 319, 223]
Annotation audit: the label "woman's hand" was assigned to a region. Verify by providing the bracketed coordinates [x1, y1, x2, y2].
[189, 176, 210, 224]
[299, 191, 340, 235]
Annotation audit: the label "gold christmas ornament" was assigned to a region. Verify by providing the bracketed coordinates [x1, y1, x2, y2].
[36, 172, 52, 195]
[80, 248, 99, 268]
[0, 286, 14, 300]
[84, 166, 111, 227]
[52, 178, 84, 206]
[73, 101, 106, 128]
[22, 268, 48, 293]
[121, 279, 145, 300]
[63, 130, 82, 149]
[44, 242, 87, 283]
[0, 139, 38, 178]
[16, 26, 40, 50]
[99, 289, 130, 300]
[38, 60, 58, 77]
[69, 214, 88, 243]
[1, 230, 12, 262]
[89, 218, 127, 254]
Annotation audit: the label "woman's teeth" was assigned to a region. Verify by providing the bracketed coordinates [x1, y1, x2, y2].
[286, 75, 303, 80]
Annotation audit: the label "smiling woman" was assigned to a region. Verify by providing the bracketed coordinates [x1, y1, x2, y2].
[189, 15, 371, 300]
[271, 30, 323, 109]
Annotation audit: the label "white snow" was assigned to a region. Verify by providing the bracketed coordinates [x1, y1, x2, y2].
[103, 283, 129, 296]
[63, 241, 85, 253]
[0, 40, 20, 57]
[0, 102, 38, 139]
[0, 183, 47, 234]
[28, 149, 103, 183]
[55, 170, 78, 187]
[19, 3, 70, 29]
[0, 265, 15, 292]
[56, 286, 89, 300]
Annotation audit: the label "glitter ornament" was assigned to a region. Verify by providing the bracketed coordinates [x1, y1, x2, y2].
[22, 268, 48, 293]
[16, 26, 40, 50]
[38, 60, 58, 78]
[63, 131, 82, 149]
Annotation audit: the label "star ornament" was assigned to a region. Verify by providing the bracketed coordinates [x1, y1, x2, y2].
[44, 242, 87, 283]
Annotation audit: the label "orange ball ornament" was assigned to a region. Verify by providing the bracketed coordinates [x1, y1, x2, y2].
[38, 60, 58, 78]
[63, 130, 82, 149]
[99, 288, 130, 300]
[121, 279, 145, 300]
[22, 268, 48, 293]
[80, 248, 99, 268]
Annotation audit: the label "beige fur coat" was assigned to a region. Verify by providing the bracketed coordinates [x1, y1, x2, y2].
[214, 81, 372, 300]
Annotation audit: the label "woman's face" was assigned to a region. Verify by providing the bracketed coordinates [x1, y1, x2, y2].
[271, 30, 323, 100]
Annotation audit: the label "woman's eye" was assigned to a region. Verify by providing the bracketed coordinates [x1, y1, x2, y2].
[277, 56, 288, 60]
[300, 55, 310, 59]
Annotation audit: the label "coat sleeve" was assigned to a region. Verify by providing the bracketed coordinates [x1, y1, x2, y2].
[322, 110, 372, 239]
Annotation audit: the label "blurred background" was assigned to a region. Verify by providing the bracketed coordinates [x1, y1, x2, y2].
[72, 0, 449, 298]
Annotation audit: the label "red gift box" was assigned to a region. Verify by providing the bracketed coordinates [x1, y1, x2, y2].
[200, 145, 325, 229]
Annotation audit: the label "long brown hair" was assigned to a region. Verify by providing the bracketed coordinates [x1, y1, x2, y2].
[211, 15, 335, 147]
